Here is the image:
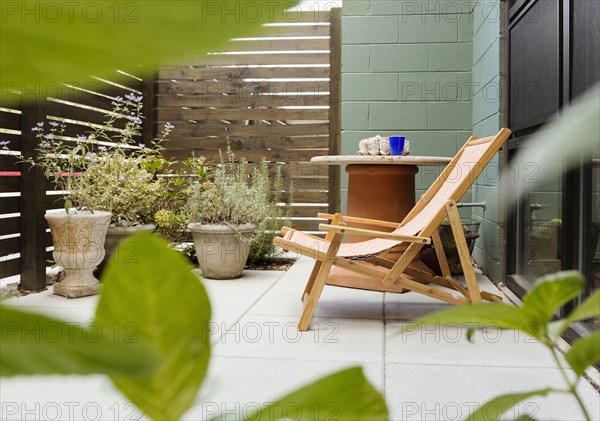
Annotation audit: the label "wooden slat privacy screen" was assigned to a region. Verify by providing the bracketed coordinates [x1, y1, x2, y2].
[156, 9, 341, 232]
[0, 71, 147, 287]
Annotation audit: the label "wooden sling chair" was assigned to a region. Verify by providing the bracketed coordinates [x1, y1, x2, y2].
[273, 128, 512, 331]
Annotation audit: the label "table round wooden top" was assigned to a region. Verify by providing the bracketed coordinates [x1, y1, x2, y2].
[310, 155, 452, 165]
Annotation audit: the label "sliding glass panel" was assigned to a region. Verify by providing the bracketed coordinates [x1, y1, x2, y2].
[517, 160, 563, 283]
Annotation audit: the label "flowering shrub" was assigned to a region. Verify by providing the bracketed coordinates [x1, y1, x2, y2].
[27, 93, 173, 224]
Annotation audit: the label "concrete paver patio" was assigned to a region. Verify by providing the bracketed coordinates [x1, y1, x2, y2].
[1, 256, 599, 420]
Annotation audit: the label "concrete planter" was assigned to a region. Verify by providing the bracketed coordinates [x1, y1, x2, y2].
[103, 224, 156, 265]
[45, 211, 111, 298]
[188, 223, 257, 279]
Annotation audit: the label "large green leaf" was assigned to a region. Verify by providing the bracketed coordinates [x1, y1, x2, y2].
[401, 303, 539, 338]
[95, 233, 211, 421]
[1, 1, 298, 102]
[0, 305, 157, 377]
[567, 289, 600, 324]
[522, 271, 584, 327]
[564, 332, 600, 376]
[232, 367, 388, 421]
[466, 389, 553, 421]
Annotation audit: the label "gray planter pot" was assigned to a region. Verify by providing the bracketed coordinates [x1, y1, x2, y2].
[188, 223, 257, 279]
[103, 224, 156, 265]
[45, 210, 112, 298]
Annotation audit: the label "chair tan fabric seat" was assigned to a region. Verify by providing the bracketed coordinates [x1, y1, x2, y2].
[284, 229, 400, 260]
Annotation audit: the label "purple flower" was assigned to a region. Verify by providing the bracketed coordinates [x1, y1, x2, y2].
[36, 122, 44, 127]
[118, 175, 126, 181]
[49, 121, 59, 127]
[44, 134, 54, 140]
[164, 122, 174, 130]
[97, 146, 107, 151]
[0, 140, 11, 146]
[133, 117, 142, 125]
[76, 135, 87, 141]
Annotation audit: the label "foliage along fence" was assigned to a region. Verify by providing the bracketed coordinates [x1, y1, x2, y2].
[155, 9, 341, 233]
[0, 70, 150, 289]
[0, 9, 342, 290]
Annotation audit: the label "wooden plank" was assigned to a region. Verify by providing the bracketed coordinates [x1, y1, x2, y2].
[0, 153, 20, 169]
[163, 135, 328, 151]
[0, 258, 19, 279]
[328, 8, 342, 214]
[0, 132, 21, 150]
[219, 38, 330, 52]
[0, 236, 20, 256]
[164, 148, 329, 163]
[281, 190, 328, 203]
[289, 219, 325, 232]
[46, 195, 66, 210]
[286, 204, 328, 217]
[157, 94, 329, 108]
[0, 110, 21, 131]
[46, 101, 129, 130]
[0, 196, 19, 213]
[19, 101, 47, 290]
[157, 80, 330, 95]
[158, 66, 330, 80]
[167, 122, 329, 137]
[157, 108, 329, 121]
[258, 24, 330, 37]
[187, 52, 330, 66]
[0, 175, 20, 193]
[0, 217, 19, 236]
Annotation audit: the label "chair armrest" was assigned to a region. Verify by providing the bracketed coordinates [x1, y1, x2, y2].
[317, 213, 400, 229]
[318, 224, 431, 244]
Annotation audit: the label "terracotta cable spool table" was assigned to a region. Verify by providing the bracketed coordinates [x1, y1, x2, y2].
[311, 155, 452, 293]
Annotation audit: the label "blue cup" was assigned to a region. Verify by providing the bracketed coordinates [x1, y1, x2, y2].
[389, 136, 406, 156]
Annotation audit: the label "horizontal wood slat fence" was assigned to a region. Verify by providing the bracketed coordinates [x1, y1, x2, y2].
[0, 70, 148, 289]
[156, 8, 341, 233]
[0, 8, 341, 290]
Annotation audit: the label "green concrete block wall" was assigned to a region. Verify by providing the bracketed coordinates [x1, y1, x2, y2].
[471, 0, 506, 281]
[341, 0, 474, 219]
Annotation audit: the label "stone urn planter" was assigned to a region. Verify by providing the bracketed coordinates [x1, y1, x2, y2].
[45, 211, 112, 298]
[103, 224, 156, 265]
[188, 223, 257, 279]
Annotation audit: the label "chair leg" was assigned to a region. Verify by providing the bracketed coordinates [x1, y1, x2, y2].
[301, 213, 344, 301]
[298, 261, 334, 331]
[431, 229, 452, 278]
[302, 261, 322, 302]
[298, 230, 344, 331]
[445, 200, 482, 303]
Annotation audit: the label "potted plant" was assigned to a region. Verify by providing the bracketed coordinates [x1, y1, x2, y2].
[185, 151, 270, 279]
[28, 121, 111, 298]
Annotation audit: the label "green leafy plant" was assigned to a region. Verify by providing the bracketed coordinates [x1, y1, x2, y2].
[154, 156, 212, 244]
[0, 233, 389, 420]
[403, 271, 600, 421]
[247, 160, 293, 265]
[25, 94, 172, 221]
[185, 149, 270, 226]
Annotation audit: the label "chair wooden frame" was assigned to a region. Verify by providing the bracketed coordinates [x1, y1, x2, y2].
[274, 128, 512, 331]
